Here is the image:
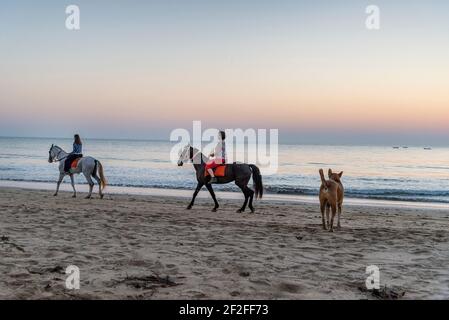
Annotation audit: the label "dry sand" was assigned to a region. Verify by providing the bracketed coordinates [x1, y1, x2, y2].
[0, 186, 448, 300]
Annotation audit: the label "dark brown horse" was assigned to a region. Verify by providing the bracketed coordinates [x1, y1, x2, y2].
[177, 145, 263, 213]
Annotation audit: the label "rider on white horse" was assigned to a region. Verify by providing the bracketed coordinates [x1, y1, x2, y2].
[48, 139, 107, 199]
[64, 134, 83, 174]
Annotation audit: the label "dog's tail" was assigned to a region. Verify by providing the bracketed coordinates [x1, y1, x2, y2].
[319, 169, 328, 187]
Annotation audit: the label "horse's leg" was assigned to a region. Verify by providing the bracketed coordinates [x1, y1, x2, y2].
[91, 160, 104, 199]
[187, 182, 203, 209]
[69, 174, 76, 198]
[205, 183, 219, 212]
[84, 174, 94, 199]
[93, 175, 103, 199]
[246, 186, 255, 213]
[54, 173, 64, 196]
[236, 183, 249, 213]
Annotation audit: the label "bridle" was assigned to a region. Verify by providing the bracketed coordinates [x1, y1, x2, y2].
[49, 146, 67, 162]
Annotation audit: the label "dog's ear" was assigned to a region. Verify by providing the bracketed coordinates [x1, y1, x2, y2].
[338, 171, 343, 178]
[328, 169, 333, 178]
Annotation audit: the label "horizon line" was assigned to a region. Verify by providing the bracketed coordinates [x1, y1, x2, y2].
[0, 135, 445, 148]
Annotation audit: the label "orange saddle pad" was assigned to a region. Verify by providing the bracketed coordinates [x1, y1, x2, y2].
[71, 158, 80, 169]
[205, 165, 226, 177]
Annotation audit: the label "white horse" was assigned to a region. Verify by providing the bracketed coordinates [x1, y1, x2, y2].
[48, 144, 107, 199]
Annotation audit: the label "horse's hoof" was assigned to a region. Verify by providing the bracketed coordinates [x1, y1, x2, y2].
[85, 196, 91, 199]
[100, 194, 104, 199]
[72, 195, 76, 198]
[236, 209, 244, 213]
[211, 208, 217, 212]
[53, 193, 57, 197]
[250, 209, 255, 213]
[329, 229, 334, 233]
[186, 206, 192, 210]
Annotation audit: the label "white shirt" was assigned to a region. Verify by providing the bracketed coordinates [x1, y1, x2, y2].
[213, 141, 227, 162]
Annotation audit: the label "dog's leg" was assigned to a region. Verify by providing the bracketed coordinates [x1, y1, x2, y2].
[325, 204, 330, 229]
[329, 205, 337, 232]
[320, 202, 327, 230]
[337, 204, 342, 229]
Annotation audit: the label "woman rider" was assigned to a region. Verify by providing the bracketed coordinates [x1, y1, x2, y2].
[64, 134, 83, 173]
[206, 130, 227, 183]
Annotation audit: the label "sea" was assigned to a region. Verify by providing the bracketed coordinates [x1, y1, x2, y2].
[0, 137, 448, 207]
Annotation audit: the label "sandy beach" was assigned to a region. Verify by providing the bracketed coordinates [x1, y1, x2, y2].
[0, 186, 448, 300]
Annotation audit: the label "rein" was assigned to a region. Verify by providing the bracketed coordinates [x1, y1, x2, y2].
[51, 148, 68, 162]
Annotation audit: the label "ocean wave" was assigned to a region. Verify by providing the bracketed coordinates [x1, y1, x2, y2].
[102, 157, 171, 163]
[356, 177, 421, 183]
[266, 187, 449, 203]
[264, 184, 449, 196]
[2, 178, 449, 204]
[0, 154, 38, 159]
[0, 167, 15, 171]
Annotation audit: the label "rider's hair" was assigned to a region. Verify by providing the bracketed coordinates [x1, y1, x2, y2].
[74, 134, 82, 145]
[219, 131, 226, 140]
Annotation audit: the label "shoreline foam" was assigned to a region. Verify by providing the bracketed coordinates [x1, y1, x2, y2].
[1, 180, 448, 211]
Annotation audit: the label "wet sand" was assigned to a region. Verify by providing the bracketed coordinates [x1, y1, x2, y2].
[1, 187, 448, 299]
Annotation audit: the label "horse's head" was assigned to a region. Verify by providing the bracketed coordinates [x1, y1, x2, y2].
[48, 144, 55, 163]
[48, 144, 61, 163]
[178, 144, 193, 166]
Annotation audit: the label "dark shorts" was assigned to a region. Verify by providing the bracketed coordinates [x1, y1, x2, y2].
[64, 154, 83, 172]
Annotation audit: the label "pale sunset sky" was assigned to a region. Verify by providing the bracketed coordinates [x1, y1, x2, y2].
[1, 1, 448, 145]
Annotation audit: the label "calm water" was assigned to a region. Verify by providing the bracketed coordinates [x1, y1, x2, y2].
[0, 137, 448, 204]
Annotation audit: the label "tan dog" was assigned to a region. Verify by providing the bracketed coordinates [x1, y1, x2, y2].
[319, 169, 344, 232]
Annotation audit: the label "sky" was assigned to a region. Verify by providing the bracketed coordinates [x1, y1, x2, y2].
[1, 0, 449, 145]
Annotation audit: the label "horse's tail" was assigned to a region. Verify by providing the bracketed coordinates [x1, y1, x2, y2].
[249, 164, 263, 199]
[95, 160, 107, 191]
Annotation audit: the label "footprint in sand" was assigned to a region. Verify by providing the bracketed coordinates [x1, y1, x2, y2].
[222, 268, 231, 274]
[278, 282, 302, 294]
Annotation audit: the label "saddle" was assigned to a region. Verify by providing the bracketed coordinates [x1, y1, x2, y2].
[70, 157, 82, 169]
[204, 165, 226, 177]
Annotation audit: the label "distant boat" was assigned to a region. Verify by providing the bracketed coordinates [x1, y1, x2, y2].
[392, 146, 400, 149]
[424, 147, 432, 150]
[402, 146, 408, 149]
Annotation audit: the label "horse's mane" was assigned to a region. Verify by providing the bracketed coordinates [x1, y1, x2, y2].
[52, 145, 65, 152]
[190, 145, 208, 163]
